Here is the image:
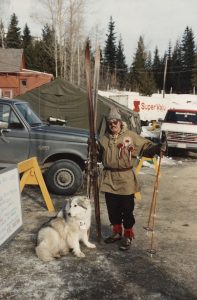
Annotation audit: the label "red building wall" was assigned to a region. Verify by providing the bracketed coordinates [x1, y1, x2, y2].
[0, 71, 53, 98]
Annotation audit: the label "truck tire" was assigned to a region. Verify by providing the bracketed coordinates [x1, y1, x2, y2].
[44, 159, 83, 195]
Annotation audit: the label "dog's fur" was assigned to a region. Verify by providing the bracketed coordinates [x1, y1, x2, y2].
[35, 196, 96, 262]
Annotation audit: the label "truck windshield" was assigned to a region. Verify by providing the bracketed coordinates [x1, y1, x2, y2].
[165, 110, 197, 125]
[15, 103, 43, 127]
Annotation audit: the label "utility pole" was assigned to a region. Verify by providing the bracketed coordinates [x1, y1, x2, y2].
[162, 56, 168, 98]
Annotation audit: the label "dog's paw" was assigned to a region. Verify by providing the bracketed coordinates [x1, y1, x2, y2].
[60, 249, 69, 256]
[86, 242, 96, 249]
[53, 253, 61, 258]
[75, 251, 85, 258]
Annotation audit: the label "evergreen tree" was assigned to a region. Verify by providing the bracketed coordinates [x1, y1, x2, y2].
[41, 24, 56, 74]
[130, 36, 155, 95]
[6, 13, 21, 48]
[152, 47, 163, 92]
[130, 36, 146, 91]
[22, 24, 34, 69]
[171, 40, 182, 93]
[191, 53, 197, 93]
[104, 16, 116, 71]
[104, 16, 117, 88]
[139, 72, 156, 96]
[143, 51, 156, 96]
[22, 24, 32, 48]
[181, 26, 195, 93]
[32, 24, 55, 75]
[145, 51, 152, 70]
[116, 36, 128, 90]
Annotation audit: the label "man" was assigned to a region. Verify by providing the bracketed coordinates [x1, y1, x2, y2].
[99, 106, 166, 251]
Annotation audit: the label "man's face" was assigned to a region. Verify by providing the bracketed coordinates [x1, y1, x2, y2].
[108, 119, 122, 135]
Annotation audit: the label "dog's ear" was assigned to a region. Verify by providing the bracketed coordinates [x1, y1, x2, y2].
[82, 196, 90, 207]
[58, 199, 72, 219]
[65, 198, 72, 209]
[78, 197, 90, 209]
[57, 203, 68, 219]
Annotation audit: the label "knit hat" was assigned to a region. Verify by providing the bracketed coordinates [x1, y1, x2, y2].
[107, 106, 122, 121]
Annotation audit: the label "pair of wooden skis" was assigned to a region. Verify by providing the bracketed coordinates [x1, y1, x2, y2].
[85, 40, 101, 242]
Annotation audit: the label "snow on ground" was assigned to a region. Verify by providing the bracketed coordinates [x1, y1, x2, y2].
[142, 156, 177, 169]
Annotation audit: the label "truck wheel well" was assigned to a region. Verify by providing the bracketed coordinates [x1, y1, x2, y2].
[43, 153, 85, 171]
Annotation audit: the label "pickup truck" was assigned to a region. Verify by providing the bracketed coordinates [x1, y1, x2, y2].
[161, 108, 197, 151]
[0, 98, 89, 195]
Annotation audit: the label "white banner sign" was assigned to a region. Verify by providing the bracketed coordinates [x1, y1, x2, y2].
[0, 167, 22, 248]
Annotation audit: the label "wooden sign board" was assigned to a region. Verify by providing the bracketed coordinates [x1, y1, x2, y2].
[0, 166, 23, 248]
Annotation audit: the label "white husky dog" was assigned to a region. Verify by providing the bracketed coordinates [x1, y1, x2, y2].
[35, 196, 96, 262]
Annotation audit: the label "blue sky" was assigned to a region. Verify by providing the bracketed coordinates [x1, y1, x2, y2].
[7, 0, 197, 65]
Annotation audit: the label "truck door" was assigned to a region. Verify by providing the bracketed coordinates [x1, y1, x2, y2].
[0, 103, 30, 164]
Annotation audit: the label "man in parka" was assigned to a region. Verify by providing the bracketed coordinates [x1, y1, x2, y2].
[99, 106, 166, 251]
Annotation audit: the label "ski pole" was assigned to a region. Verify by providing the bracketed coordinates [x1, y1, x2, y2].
[143, 151, 162, 232]
[146, 150, 163, 255]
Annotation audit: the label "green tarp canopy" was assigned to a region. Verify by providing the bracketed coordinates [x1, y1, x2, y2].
[17, 78, 141, 134]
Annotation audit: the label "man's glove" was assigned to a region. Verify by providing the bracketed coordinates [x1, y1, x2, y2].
[160, 131, 168, 153]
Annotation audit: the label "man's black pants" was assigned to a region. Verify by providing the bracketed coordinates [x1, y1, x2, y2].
[105, 192, 135, 229]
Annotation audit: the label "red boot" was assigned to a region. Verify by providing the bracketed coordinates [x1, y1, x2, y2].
[119, 228, 135, 251]
[124, 228, 135, 239]
[104, 224, 122, 243]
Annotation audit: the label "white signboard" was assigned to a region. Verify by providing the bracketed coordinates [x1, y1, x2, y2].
[99, 90, 197, 122]
[0, 167, 22, 248]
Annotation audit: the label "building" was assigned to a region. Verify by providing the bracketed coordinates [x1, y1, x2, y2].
[0, 48, 53, 98]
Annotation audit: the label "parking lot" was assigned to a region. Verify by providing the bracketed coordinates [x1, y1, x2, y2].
[0, 156, 197, 300]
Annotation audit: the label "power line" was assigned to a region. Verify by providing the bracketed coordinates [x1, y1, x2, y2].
[100, 63, 197, 74]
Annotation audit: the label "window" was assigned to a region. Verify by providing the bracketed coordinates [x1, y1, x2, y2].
[3, 90, 13, 98]
[21, 80, 27, 86]
[165, 110, 197, 125]
[0, 104, 10, 122]
[9, 110, 24, 129]
[176, 112, 197, 125]
[0, 104, 23, 129]
[16, 103, 42, 127]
